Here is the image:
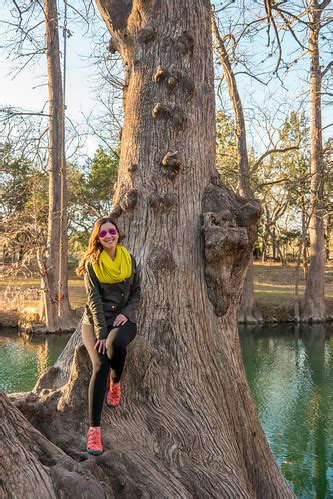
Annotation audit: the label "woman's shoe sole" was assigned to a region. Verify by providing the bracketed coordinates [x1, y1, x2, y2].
[87, 449, 104, 455]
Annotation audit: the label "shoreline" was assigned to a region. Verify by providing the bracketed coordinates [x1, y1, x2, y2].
[1, 301, 332, 333]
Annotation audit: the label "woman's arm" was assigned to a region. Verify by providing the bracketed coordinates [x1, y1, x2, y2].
[84, 262, 108, 340]
[121, 258, 141, 322]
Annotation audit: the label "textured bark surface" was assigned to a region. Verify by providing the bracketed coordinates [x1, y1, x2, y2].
[302, 1, 327, 321]
[238, 257, 263, 323]
[212, 17, 262, 323]
[41, 0, 77, 332]
[3, 0, 293, 497]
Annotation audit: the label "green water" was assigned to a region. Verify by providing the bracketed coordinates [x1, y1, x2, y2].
[240, 323, 333, 499]
[0, 328, 72, 393]
[0, 324, 332, 497]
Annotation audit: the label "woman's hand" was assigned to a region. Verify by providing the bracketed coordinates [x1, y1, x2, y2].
[94, 339, 106, 354]
[113, 314, 128, 327]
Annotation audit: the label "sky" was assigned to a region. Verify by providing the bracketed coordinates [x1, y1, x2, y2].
[0, 1, 332, 161]
[0, 2, 103, 157]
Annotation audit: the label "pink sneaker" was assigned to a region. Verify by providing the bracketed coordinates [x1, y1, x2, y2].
[107, 382, 121, 407]
[87, 428, 103, 455]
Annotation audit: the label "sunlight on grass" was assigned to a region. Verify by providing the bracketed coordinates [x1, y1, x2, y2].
[1, 264, 332, 316]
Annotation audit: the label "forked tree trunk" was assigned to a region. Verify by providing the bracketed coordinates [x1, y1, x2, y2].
[212, 15, 262, 323]
[302, 1, 327, 321]
[39, 0, 77, 332]
[2, 1, 293, 497]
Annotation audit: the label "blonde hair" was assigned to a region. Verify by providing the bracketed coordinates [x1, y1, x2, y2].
[75, 217, 122, 276]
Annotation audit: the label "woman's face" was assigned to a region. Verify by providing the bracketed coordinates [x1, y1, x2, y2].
[98, 222, 119, 251]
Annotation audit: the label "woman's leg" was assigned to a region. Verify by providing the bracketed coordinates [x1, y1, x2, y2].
[82, 323, 110, 427]
[106, 321, 137, 383]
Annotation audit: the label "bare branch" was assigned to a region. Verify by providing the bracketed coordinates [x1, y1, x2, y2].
[318, 0, 332, 10]
[250, 145, 300, 176]
[321, 60, 333, 77]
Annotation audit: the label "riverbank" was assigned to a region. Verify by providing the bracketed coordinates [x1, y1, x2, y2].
[1, 262, 333, 328]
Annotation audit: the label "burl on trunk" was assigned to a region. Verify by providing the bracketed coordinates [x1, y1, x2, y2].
[2, 1, 293, 497]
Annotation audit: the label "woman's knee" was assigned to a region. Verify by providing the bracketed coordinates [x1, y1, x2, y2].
[92, 355, 110, 375]
[106, 338, 126, 358]
[112, 336, 126, 351]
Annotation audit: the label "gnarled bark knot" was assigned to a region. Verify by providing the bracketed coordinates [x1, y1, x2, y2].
[149, 192, 177, 211]
[152, 66, 167, 82]
[202, 180, 261, 316]
[120, 188, 138, 211]
[112, 183, 138, 215]
[152, 103, 186, 130]
[137, 26, 156, 44]
[107, 37, 118, 53]
[152, 66, 180, 90]
[175, 32, 194, 55]
[161, 151, 181, 171]
[152, 66, 193, 97]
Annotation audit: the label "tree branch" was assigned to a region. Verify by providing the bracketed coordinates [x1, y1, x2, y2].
[318, 0, 331, 10]
[250, 145, 300, 176]
[321, 60, 333, 77]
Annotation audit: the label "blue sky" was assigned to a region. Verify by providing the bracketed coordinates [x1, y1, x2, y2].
[0, 1, 331, 160]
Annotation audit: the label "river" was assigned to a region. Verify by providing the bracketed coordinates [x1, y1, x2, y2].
[1, 324, 332, 498]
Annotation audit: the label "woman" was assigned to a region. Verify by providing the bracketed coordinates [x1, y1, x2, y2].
[76, 217, 140, 455]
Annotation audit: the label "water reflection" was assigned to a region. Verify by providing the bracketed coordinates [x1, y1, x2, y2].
[0, 328, 71, 393]
[239, 323, 333, 499]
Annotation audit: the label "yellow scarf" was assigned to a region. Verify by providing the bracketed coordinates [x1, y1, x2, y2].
[92, 245, 132, 284]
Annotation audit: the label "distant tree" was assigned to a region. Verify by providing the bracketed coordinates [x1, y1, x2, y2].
[302, 0, 331, 320]
[263, 0, 332, 320]
[66, 147, 119, 258]
[35, 0, 77, 332]
[213, 13, 262, 323]
[86, 147, 119, 214]
[1, 145, 48, 267]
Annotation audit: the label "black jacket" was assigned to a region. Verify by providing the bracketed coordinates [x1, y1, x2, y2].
[82, 254, 141, 339]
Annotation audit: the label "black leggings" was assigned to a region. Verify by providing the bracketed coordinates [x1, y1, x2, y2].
[82, 321, 137, 427]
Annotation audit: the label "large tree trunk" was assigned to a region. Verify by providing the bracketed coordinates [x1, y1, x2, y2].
[212, 15, 262, 323]
[3, 1, 293, 496]
[302, 2, 326, 321]
[39, 0, 77, 332]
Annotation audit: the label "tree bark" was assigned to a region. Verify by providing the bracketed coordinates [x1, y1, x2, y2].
[40, 0, 77, 332]
[3, 1, 293, 496]
[302, 1, 327, 321]
[212, 15, 262, 323]
[301, 199, 309, 279]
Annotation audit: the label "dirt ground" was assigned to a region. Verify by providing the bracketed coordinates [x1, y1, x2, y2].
[1, 262, 332, 327]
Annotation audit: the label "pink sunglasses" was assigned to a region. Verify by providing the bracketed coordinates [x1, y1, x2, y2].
[99, 228, 118, 238]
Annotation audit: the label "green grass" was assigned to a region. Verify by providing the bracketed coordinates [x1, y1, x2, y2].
[253, 263, 333, 305]
[1, 263, 332, 312]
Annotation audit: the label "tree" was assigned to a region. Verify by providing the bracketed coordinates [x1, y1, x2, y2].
[3, 1, 294, 496]
[37, 0, 77, 332]
[302, 0, 330, 321]
[261, 0, 331, 320]
[213, 15, 262, 324]
[1, 145, 48, 269]
[85, 147, 119, 216]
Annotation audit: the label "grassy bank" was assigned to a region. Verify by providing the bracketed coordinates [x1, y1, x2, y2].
[1, 262, 333, 327]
